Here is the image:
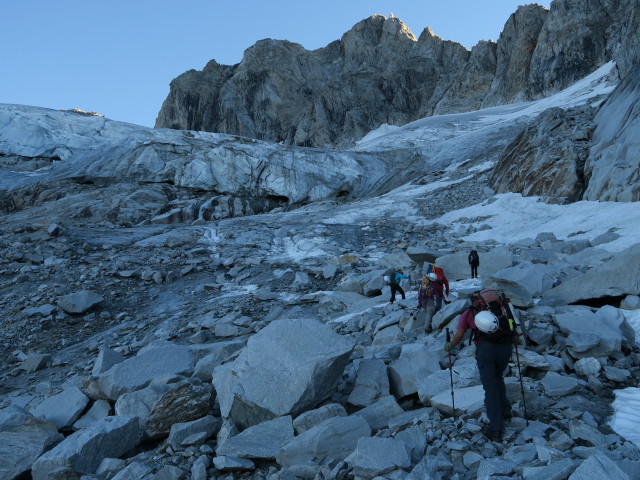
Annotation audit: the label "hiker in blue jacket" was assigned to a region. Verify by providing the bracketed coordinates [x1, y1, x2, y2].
[389, 270, 408, 303]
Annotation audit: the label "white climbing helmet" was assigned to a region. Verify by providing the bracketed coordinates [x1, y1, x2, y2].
[475, 311, 499, 334]
[428, 273, 438, 281]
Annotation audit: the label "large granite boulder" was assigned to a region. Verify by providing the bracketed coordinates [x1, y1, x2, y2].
[387, 344, 441, 398]
[96, 343, 196, 400]
[114, 379, 213, 440]
[216, 416, 294, 460]
[31, 387, 89, 430]
[276, 415, 371, 467]
[31, 415, 141, 480]
[543, 243, 640, 305]
[554, 307, 622, 359]
[436, 247, 513, 281]
[485, 261, 559, 307]
[0, 408, 63, 480]
[213, 318, 354, 428]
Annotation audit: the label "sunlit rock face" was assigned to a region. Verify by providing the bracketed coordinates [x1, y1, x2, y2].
[584, 66, 640, 202]
[156, 2, 640, 148]
[489, 105, 595, 202]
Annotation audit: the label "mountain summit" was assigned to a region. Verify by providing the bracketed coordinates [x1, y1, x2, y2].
[155, 1, 640, 148]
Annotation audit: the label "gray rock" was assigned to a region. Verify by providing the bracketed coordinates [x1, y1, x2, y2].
[73, 399, 111, 430]
[352, 437, 412, 479]
[485, 262, 559, 307]
[568, 419, 608, 447]
[568, 453, 629, 479]
[348, 359, 390, 407]
[190, 456, 209, 480]
[32, 387, 90, 430]
[388, 344, 441, 398]
[394, 425, 427, 464]
[191, 340, 246, 382]
[584, 64, 640, 201]
[111, 462, 153, 480]
[57, 290, 104, 314]
[352, 395, 405, 432]
[0, 415, 63, 480]
[431, 384, 484, 417]
[436, 247, 513, 281]
[417, 369, 473, 405]
[603, 366, 631, 383]
[522, 458, 576, 480]
[23, 304, 57, 317]
[405, 455, 439, 480]
[292, 403, 347, 435]
[431, 298, 471, 330]
[114, 379, 213, 440]
[276, 415, 371, 467]
[21, 353, 52, 372]
[543, 243, 640, 305]
[477, 457, 517, 479]
[31, 415, 142, 480]
[152, 465, 186, 480]
[540, 372, 579, 397]
[621, 295, 640, 310]
[573, 357, 601, 377]
[92, 347, 125, 376]
[595, 305, 636, 347]
[213, 318, 354, 428]
[213, 455, 255, 472]
[554, 308, 622, 359]
[97, 343, 195, 400]
[167, 415, 221, 449]
[216, 416, 294, 459]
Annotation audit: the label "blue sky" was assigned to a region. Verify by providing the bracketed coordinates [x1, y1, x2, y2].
[1, 1, 551, 128]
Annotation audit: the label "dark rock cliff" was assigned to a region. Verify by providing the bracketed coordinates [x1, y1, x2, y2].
[156, 1, 640, 149]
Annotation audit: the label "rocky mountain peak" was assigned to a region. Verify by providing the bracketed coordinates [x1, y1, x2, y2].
[156, 1, 640, 148]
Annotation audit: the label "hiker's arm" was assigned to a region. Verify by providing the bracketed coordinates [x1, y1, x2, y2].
[450, 328, 466, 348]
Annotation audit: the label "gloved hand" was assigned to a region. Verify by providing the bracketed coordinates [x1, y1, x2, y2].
[444, 342, 453, 352]
[444, 299, 450, 305]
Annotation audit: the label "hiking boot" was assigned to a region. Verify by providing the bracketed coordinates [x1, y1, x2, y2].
[484, 427, 504, 442]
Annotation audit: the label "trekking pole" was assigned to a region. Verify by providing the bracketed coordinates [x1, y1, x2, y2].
[445, 328, 456, 420]
[501, 293, 529, 425]
[514, 340, 529, 426]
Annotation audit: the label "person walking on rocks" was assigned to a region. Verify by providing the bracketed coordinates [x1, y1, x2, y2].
[388, 270, 408, 303]
[444, 290, 514, 441]
[419, 273, 444, 332]
[469, 249, 480, 279]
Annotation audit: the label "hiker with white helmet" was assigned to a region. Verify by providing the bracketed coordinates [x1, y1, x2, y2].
[419, 272, 444, 332]
[444, 289, 519, 442]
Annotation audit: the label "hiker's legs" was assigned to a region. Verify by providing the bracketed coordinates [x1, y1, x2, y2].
[434, 295, 442, 312]
[476, 342, 511, 433]
[390, 284, 397, 303]
[495, 343, 512, 414]
[397, 285, 405, 300]
[424, 301, 435, 332]
[471, 264, 478, 278]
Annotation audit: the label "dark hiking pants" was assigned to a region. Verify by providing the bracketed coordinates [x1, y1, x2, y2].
[471, 264, 478, 278]
[476, 340, 512, 433]
[390, 283, 405, 303]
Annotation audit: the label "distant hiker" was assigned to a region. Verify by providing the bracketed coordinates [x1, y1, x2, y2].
[387, 270, 408, 303]
[469, 249, 480, 279]
[419, 272, 444, 332]
[444, 289, 518, 442]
